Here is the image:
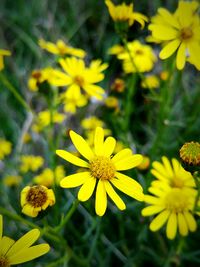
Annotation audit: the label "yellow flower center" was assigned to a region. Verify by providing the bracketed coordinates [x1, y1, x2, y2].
[165, 189, 188, 213]
[26, 185, 47, 208]
[32, 70, 42, 80]
[74, 75, 85, 87]
[180, 27, 193, 41]
[170, 177, 184, 188]
[135, 49, 144, 55]
[90, 156, 116, 180]
[0, 256, 10, 267]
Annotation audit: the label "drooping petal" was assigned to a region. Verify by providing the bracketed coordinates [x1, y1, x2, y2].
[78, 176, 96, 201]
[110, 178, 144, 201]
[115, 172, 143, 191]
[60, 172, 90, 188]
[0, 236, 15, 256]
[94, 127, 104, 156]
[176, 42, 186, 70]
[102, 137, 116, 157]
[9, 244, 50, 265]
[159, 39, 181, 59]
[150, 210, 170, 231]
[184, 211, 197, 232]
[166, 212, 177, 239]
[95, 180, 107, 216]
[6, 229, 40, 257]
[104, 180, 126, 210]
[177, 213, 188, 236]
[69, 130, 94, 160]
[114, 154, 143, 171]
[142, 205, 165, 216]
[56, 150, 89, 168]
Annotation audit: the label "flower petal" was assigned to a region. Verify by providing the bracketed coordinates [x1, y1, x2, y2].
[70, 130, 94, 160]
[149, 25, 178, 40]
[104, 181, 126, 210]
[56, 150, 89, 168]
[178, 213, 188, 236]
[159, 39, 181, 59]
[115, 172, 143, 191]
[150, 210, 170, 231]
[142, 205, 165, 216]
[0, 236, 15, 256]
[166, 212, 177, 239]
[176, 42, 186, 70]
[184, 211, 197, 232]
[114, 154, 143, 171]
[162, 156, 174, 177]
[60, 172, 90, 188]
[94, 127, 104, 156]
[111, 148, 132, 163]
[95, 180, 107, 216]
[78, 176, 96, 201]
[102, 137, 116, 157]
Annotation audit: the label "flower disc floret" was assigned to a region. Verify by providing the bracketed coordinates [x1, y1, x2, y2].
[0, 256, 10, 267]
[90, 156, 116, 180]
[26, 186, 48, 208]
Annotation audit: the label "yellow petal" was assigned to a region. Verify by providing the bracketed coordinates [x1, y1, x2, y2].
[142, 205, 165, 216]
[176, 42, 186, 70]
[104, 180, 126, 210]
[69, 130, 94, 160]
[6, 229, 40, 257]
[150, 210, 170, 231]
[78, 176, 96, 201]
[102, 137, 116, 157]
[143, 195, 160, 205]
[161, 156, 173, 177]
[152, 161, 168, 178]
[150, 169, 166, 181]
[115, 172, 143, 191]
[56, 150, 89, 168]
[60, 172, 90, 188]
[158, 8, 180, 28]
[111, 148, 132, 163]
[178, 213, 188, 236]
[110, 178, 144, 201]
[184, 211, 197, 232]
[9, 244, 50, 265]
[94, 127, 104, 156]
[0, 236, 15, 256]
[95, 180, 107, 216]
[166, 212, 177, 239]
[159, 39, 181, 59]
[150, 25, 178, 40]
[114, 154, 143, 171]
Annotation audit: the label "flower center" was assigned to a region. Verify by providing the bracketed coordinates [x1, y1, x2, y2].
[170, 176, 184, 188]
[135, 49, 143, 55]
[180, 27, 193, 41]
[26, 185, 47, 208]
[0, 256, 10, 267]
[32, 70, 41, 80]
[165, 189, 189, 213]
[90, 156, 116, 180]
[74, 75, 85, 87]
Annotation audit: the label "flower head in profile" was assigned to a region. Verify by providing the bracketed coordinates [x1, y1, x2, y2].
[39, 39, 86, 58]
[105, 0, 148, 28]
[50, 57, 108, 100]
[21, 185, 55, 217]
[0, 215, 50, 266]
[0, 139, 12, 160]
[142, 184, 197, 239]
[20, 155, 44, 173]
[148, 1, 200, 70]
[56, 127, 144, 216]
[0, 49, 11, 71]
[28, 68, 53, 92]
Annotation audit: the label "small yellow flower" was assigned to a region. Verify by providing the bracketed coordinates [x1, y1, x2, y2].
[81, 116, 104, 130]
[111, 78, 125, 93]
[0, 215, 50, 265]
[21, 185, 55, 217]
[56, 127, 144, 216]
[50, 57, 107, 100]
[0, 139, 12, 160]
[148, 1, 200, 70]
[39, 39, 86, 58]
[137, 156, 150, 171]
[0, 49, 11, 71]
[141, 75, 160, 89]
[3, 175, 22, 187]
[159, 71, 169, 81]
[20, 155, 44, 173]
[142, 185, 197, 239]
[22, 133, 31, 144]
[108, 44, 125, 56]
[105, 0, 148, 28]
[28, 68, 53, 92]
[104, 96, 119, 110]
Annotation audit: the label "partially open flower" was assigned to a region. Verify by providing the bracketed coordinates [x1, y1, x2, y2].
[180, 142, 200, 172]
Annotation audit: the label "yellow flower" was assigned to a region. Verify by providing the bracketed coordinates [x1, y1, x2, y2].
[33, 166, 65, 187]
[111, 78, 125, 93]
[0, 49, 11, 71]
[28, 68, 53, 92]
[21, 185, 55, 217]
[22, 133, 31, 144]
[108, 44, 125, 55]
[60, 89, 88, 114]
[32, 110, 66, 132]
[142, 185, 197, 239]
[3, 175, 22, 187]
[117, 40, 157, 73]
[0, 139, 12, 160]
[137, 156, 150, 171]
[0, 215, 50, 265]
[20, 155, 44, 173]
[104, 96, 119, 111]
[50, 57, 107, 100]
[148, 1, 200, 70]
[159, 71, 169, 81]
[81, 116, 104, 130]
[151, 156, 196, 190]
[141, 75, 160, 89]
[56, 127, 144, 216]
[39, 39, 86, 58]
[105, 0, 148, 28]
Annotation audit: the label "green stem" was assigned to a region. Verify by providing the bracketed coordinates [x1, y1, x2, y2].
[87, 217, 101, 263]
[0, 72, 32, 112]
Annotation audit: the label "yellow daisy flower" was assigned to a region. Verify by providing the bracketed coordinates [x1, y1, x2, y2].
[0, 214, 50, 265]
[20, 155, 44, 173]
[39, 39, 86, 58]
[142, 185, 197, 239]
[148, 1, 200, 70]
[111, 78, 125, 93]
[28, 68, 53, 92]
[105, 0, 148, 28]
[151, 156, 196, 190]
[0, 139, 12, 160]
[56, 127, 144, 216]
[141, 75, 160, 89]
[0, 49, 11, 71]
[21, 185, 55, 217]
[50, 57, 107, 100]
[3, 175, 22, 187]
